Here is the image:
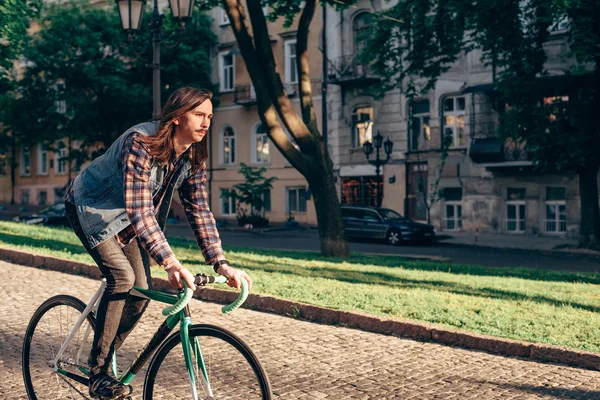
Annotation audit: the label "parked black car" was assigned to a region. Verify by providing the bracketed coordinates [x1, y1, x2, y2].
[341, 206, 435, 245]
[12, 203, 70, 227]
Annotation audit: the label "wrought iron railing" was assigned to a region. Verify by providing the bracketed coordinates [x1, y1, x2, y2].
[328, 54, 378, 83]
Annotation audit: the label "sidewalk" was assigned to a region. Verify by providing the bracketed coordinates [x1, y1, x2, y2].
[441, 230, 579, 251]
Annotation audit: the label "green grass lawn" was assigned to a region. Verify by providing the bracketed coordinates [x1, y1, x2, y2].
[2, 221, 600, 353]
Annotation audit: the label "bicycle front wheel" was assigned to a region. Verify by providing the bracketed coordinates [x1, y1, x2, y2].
[144, 324, 271, 399]
[23, 295, 95, 400]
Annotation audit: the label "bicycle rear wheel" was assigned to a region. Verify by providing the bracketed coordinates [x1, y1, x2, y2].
[144, 324, 271, 399]
[23, 295, 95, 399]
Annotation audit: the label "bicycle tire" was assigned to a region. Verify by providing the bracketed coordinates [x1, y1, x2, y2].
[144, 324, 272, 400]
[23, 295, 96, 400]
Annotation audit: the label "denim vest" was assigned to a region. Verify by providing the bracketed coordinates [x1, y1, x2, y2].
[72, 121, 192, 248]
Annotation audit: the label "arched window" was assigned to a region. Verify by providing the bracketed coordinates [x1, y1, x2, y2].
[351, 106, 374, 147]
[252, 123, 269, 163]
[222, 126, 236, 165]
[353, 12, 372, 53]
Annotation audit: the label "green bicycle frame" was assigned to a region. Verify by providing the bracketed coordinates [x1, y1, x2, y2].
[55, 275, 247, 396]
[57, 283, 214, 396]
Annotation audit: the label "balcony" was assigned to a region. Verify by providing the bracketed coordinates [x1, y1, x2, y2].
[469, 137, 532, 169]
[234, 84, 257, 106]
[328, 55, 381, 87]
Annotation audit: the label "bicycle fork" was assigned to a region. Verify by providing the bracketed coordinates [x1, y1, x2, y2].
[180, 309, 213, 399]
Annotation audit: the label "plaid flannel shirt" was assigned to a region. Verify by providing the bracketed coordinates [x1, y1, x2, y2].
[121, 132, 226, 269]
[67, 132, 226, 269]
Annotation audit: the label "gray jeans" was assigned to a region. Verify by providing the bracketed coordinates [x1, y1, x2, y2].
[65, 202, 152, 377]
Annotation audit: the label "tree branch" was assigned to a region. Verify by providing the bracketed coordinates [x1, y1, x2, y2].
[222, 0, 310, 173]
[243, 0, 318, 153]
[296, 0, 319, 135]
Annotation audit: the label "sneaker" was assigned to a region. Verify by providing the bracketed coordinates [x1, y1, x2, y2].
[89, 374, 132, 399]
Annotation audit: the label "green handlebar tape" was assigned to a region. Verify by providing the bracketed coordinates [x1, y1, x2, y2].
[161, 282, 194, 316]
[160, 276, 249, 316]
[222, 278, 249, 314]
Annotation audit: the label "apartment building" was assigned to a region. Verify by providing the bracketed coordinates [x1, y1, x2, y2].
[207, 6, 321, 225]
[3, 2, 322, 228]
[325, 0, 594, 237]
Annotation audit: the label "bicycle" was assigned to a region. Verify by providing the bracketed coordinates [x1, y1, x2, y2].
[22, 273, 272, 399]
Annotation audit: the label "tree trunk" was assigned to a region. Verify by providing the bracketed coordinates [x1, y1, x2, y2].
[577, 166, 600, 250]
[10, 137, 16, 205]
[307, 145, 349, 257]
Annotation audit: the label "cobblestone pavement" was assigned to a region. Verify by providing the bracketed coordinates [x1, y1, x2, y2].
[3, 260, 600, 399]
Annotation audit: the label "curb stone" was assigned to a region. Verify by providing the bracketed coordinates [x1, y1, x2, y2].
[1, 246, 599, 372]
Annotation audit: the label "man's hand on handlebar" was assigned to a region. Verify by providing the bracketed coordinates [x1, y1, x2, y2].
[216, 264, 253, 291]
[167, 262, 197, 291]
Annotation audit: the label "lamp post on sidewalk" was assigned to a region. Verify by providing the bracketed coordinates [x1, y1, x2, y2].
[362, 130, 393, 207]
[115, 0, 195, 119]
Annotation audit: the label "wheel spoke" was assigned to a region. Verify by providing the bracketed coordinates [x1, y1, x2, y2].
[23, 296, 94, 400]
[145, 325, 270, 399]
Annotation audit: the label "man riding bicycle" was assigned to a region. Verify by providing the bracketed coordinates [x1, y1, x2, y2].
[64, 87, 252, 399]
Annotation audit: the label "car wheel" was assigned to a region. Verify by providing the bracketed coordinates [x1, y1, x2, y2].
[386, 229, 402, 246]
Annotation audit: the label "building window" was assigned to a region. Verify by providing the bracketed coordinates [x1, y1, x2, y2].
[262, 189, 271, 212]
[21, 190, 30, 205]
[287, 187, 307, 213]
[38, 190, 47, 206]
[285, 39, 297, 84]
[443, 187, 462, 231]
[409, 100, 431, 152]
[54, 83, 66, 114]
[506, 188, 526, 233]
[56, 141, 67, 175]
[219, 8, 229, 25]
[341, 176, 382, 207]
[221, 126, 236, 165]
[219, 52, 235, 92]
[352, 106, 373, 147]
[38, 145, 49, 176]
[443, 96, 466, 148]
[252, 123, 269, 164]
[21, 147, 31, 176]
[252, 189, 271, 214]
[0, 154, 7, 176]
[545, 187, 566, 233]
[353, 12, 372, 53]
[220, 189, 236, 216]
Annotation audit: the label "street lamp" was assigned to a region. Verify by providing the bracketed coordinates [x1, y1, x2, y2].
[116, 0, 195, 119]
[362, 130, 393, 207]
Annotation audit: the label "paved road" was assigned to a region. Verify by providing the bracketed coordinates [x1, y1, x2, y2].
[166, 226, 600, 273]
[3, 260, 600, 399]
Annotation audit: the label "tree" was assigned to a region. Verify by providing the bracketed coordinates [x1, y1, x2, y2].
[0, 0, 42, 203]
[0, 0, 42, 85]
[198, 0, 353, 257]
[2, 0, 217, 182]
[414, 133, 453, 225]
[368, 0, 600, 250]
[221, 163, 277, 227]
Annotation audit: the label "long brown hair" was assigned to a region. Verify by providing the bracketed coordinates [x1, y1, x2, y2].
[144, 87, 213, 173]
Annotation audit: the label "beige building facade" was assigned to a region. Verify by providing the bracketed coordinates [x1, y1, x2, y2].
[206, 5, 322, 226]
[326, 0, 597, 238]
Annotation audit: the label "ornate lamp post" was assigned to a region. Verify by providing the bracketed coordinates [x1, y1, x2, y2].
[116, 0, 195, 119]
[362, 130, 393, 207]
